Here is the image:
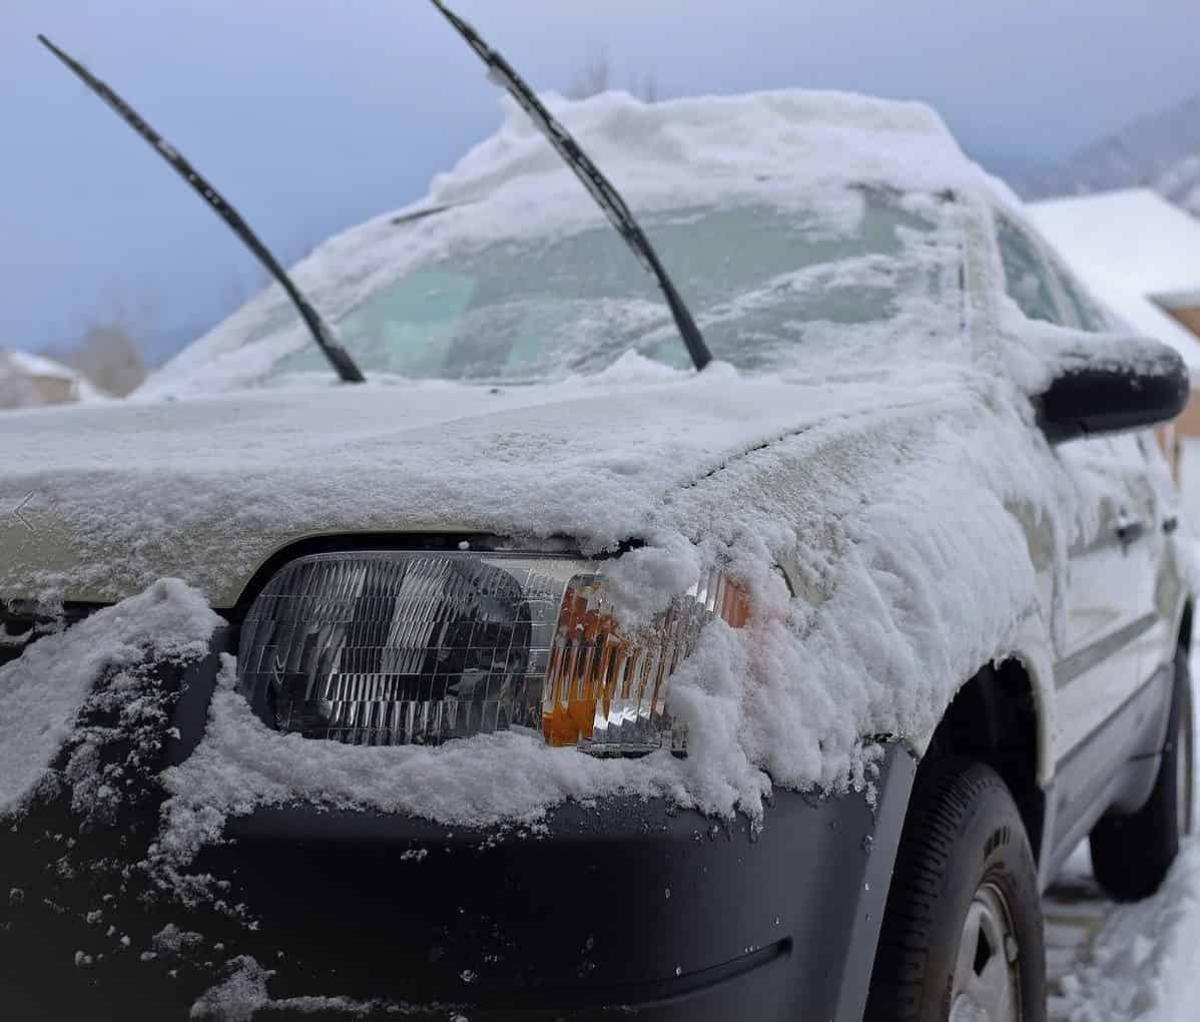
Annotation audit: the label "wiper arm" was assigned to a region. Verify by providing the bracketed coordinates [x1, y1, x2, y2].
[37, 35, 366, 385]
[428, 1, 714, 373]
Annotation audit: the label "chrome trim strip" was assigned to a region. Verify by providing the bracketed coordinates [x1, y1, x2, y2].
[1054, 611, 1158, 689]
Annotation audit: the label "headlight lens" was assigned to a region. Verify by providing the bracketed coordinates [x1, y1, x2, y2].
[237, 551, 747, 756]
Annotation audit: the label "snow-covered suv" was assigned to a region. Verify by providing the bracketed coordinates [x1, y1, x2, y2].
[0, 11, 1193, 1022]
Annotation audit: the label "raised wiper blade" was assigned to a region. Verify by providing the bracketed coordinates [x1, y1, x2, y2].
[428, 1, 713, 373]
[37, 35, 366, 385]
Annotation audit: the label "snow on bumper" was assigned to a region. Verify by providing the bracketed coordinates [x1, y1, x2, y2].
[1, 619, 914, 1020]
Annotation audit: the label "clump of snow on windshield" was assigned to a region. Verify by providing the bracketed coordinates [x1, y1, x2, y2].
[0, 579, 220, 817]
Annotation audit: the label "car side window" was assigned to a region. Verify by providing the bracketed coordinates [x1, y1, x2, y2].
[995, 215, 1063, 325]
[1052, 265, 1110, 333]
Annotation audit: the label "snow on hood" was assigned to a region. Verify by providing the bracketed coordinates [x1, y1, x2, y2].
[149, 343, 1145, 846]
[0, 358, 966, 607]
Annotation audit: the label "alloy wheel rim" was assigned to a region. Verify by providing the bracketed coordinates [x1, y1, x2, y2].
[949, 881, 1021, 1022]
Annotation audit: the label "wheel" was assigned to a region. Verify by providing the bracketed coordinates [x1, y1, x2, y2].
[865, 758, 1045, 1022]
[1090, 645, 1193, 901]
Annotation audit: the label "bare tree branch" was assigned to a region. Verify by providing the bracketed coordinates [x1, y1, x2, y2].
[567, 48, 611, 100]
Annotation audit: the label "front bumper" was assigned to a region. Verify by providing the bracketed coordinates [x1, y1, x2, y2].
[1, 632, 915, 1021]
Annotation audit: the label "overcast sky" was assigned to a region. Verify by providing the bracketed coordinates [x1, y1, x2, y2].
[3, 0, 1198, 356]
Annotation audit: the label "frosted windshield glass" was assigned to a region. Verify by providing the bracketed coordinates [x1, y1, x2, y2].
[272, 190, 960, 382]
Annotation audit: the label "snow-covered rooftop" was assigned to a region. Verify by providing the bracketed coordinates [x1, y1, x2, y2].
[0, 348, 79, 381]
[1027, 189, 1200, 372]
[0, 348, 108, 408]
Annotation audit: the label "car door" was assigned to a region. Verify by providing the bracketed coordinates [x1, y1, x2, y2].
[995, 214, 1159, 762]
[1044, 252, 1174, 716]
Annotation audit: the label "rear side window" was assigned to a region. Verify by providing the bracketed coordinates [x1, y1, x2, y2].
[996, 215, 1062, 324]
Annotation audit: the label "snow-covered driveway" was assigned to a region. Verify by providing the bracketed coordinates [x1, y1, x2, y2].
[1044, 646, 1200, 1021]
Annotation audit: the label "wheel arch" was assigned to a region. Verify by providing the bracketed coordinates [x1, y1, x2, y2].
[925, 658, 1047, 866]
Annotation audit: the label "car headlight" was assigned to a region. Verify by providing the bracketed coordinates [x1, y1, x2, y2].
[237, 551, 748, 756]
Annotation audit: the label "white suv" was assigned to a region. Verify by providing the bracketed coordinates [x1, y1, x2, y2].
[0, 14, 1192, 1021]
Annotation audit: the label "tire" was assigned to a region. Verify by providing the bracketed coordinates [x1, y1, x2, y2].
[865, 758, 1045, 1022]
[1090, 645, 1194, 902]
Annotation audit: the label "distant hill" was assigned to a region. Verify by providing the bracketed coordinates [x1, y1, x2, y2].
[1017, 94, 1200, 215]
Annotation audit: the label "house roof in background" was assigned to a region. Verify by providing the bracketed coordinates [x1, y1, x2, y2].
[0, 348, 79, 381]
[1027, 188, 1200, 371]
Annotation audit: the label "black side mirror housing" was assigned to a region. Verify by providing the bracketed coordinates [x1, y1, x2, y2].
[1036, 338, 1190, 443]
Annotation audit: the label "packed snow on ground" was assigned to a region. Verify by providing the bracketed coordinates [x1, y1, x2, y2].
[1044, 643, 1200, 1022]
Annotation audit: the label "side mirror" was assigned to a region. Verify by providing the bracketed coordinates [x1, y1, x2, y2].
[1036, 337, 1190, 443]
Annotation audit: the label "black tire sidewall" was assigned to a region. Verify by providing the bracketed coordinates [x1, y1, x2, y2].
[869, 759, 1045, 1021]
[1090, 646, 1193, 901]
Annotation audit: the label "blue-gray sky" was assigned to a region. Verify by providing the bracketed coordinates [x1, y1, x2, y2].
[3, 0, 1197, 357]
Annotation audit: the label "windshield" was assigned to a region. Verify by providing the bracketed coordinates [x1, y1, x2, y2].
[270, 188, 962, 383]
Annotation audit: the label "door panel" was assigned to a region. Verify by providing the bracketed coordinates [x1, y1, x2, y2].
[993, 210, 1166, 767]
[1054, 434, 1160, 758]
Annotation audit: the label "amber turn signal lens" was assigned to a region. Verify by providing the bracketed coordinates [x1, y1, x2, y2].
[542, 571, 750, 753]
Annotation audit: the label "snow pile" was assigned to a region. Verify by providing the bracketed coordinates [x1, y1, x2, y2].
[1045, 645, 1200, 1022]
[1051, 845, 1200, 1021]
[159, 649, 760, 853]
[0, 579, 220, 817]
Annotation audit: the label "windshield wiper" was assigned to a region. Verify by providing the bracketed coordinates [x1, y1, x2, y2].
[428, 1, 714, 373]
[37, 35, 366, 385]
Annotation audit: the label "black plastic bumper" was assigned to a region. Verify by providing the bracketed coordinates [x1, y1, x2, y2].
[211, 747, 913, 1020]
[1, 632, 916, 1020]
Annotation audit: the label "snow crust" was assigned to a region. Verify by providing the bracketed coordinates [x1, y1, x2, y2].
[0, 579, 220, 816]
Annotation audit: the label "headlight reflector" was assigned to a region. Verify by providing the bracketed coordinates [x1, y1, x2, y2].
[237, 551, 747, 756]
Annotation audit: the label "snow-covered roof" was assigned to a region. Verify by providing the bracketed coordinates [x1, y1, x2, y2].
[0, 348, 79, 381]
[0, 348, 108, 408]
[1027, 189, 1200, 372]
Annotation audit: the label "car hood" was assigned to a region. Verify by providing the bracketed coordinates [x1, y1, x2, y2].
[0, 364, 974, 608]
